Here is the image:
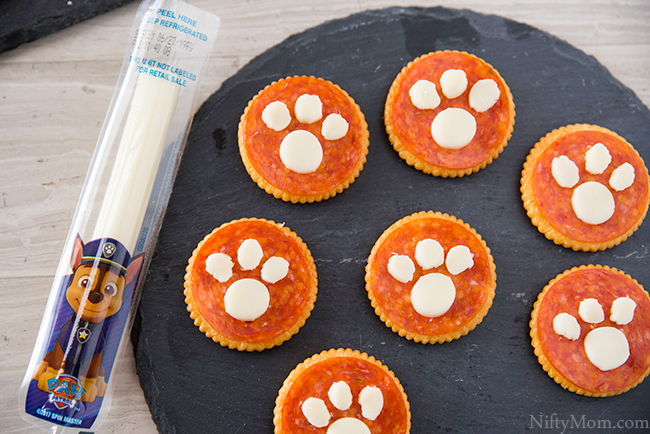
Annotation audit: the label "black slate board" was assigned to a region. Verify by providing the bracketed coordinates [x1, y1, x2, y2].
[0, 0, 135, 54]
[132, 7, 650, 433]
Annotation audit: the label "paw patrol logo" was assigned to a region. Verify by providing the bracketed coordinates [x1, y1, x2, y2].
[47, 374, 86, 409]
[102, 242, 116, 258]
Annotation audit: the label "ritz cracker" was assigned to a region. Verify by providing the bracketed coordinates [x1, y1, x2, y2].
[19, 1, 219, 432]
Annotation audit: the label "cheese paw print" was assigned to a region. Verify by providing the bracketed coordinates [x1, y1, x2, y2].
[551, 142, 636, 225]
[239, 76, 370, 203]
[262, 94, 350, 174]
[185, 218, 318, 351]
[553, 296, 637, 371]
[530, 265, 650, 396]
[301, 380, 384, 433]
[205, 238, 289, 321]
[388, 239, 474, 317]
[408, 68, 500, 150]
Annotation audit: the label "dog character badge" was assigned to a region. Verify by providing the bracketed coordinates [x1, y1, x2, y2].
[32, 235, 143, 405]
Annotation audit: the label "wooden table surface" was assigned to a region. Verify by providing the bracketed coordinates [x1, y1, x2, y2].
[1, 1, 648, 432]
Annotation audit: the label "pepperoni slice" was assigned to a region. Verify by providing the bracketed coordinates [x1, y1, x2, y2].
[366, 211, 496, 343]
[184, 218, 317, 351]
[239, 76, 369, 203]
[531, 265, 650, 396]
[385, 50, 515, 177]
[274, 349, 410, 434]
[521, 124, 649, 251]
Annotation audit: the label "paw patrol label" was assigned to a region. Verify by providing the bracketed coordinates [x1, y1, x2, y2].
[24, 236, 143, 429]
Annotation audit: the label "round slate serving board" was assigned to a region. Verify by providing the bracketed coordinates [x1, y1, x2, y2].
[131, 7, 650, 433]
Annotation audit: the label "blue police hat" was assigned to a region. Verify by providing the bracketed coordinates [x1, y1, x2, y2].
[80, 238, 131, 275]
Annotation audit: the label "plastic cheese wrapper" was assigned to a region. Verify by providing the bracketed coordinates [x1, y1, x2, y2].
[19, 1, 219, 432]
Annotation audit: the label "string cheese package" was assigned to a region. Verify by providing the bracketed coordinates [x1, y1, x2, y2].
[19, 1, 219, 432]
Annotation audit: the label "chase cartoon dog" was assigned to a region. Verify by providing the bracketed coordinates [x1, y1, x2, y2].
[32, 235, 143, 403]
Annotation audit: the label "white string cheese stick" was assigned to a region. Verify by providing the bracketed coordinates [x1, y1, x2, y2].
[93, 73, 180, 252]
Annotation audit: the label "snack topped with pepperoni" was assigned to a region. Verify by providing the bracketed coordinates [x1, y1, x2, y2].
[238, 76, 369, 203]
[521, 124, 650, 251]
[365, 211, 496, 344]
[274, 348, 410, 434]
[530, 265, 650, 396]
[184, 218, 317, 351]
[385, 50, 515, 177]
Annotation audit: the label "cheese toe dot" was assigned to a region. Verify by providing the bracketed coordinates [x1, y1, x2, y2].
[578, 298, 604, 324]
[302, 397, 330, 428]
[415, 239, 444, 270]
[237, 239, 263, 270]
[610, 296, 636, 325]
[359, 386, 384, 421]
[469, 79, 500, 112]
[205, 253, 234, 283]
[440, 69, 468, 99]
[262, 101, 291, 131]
[552, 313, 580, 340]
[609, 162, 635, 191]
[551, 155, 579, 188]
[387, 254, 415, 283]
[295, 94, 323, 124]
[431, 107, 477, 149]
[445, 245, 474, 275]
[585, 143, 612, 175]
[409, 80, 440, 110]
[321, 113, 349, 140]
[328, 381, 352, 411]
[261, 256, 289, 284]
